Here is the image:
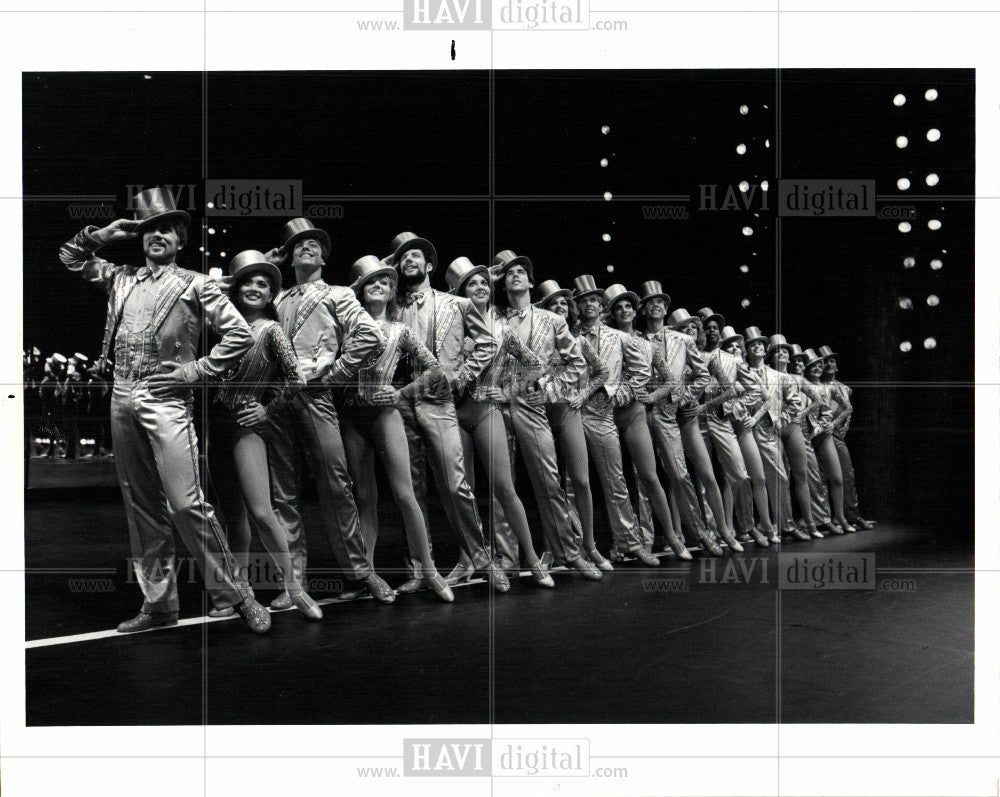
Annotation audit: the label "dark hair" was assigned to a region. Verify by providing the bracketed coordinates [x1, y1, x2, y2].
[140, 219, 188, 247]
[543, 294, 580, 334]
[232, 271, 279, 321]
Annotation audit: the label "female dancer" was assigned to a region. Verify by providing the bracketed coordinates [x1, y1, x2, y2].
[765, 335, 824, 539]
[718, 327, 778, 545]
[443, 257, 554, 588]
[789, 346, 837, 532]
[209, 250, 322, 619]
[536, 279, 613, 571]
[801, 348, 856, 533]
[337, 255, 454, 602]
[605, 285, 692, 559]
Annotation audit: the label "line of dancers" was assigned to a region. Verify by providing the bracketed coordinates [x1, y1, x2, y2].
[58, 188, 874, 636]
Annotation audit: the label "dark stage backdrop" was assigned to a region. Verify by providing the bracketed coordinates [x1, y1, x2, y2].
[23, 69, 974, 528]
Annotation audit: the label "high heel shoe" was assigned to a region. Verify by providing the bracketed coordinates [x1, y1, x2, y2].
[718, 529, 744, 553]
[288, 590, 323, 620]
[665, 531, 693, 561]
[529, 560, 555, 588]
[749, 526, 770, 548]
[445, 559, 475, 586]
[838, 520, 857, 533]
[586, 547, 614, 572]
[424, 570, 455, 602]
[808, 524, 824, 539]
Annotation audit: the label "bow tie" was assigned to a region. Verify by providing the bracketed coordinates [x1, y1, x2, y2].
[406, 292, 428, 307]
[508, 307, 530, 320]
[136, 266, 152, 281]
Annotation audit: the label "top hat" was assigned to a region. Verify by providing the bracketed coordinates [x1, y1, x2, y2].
[229, 250, 283, 295]
[766, 333, 792, 356]
[719, 326, 743, 347]
[604, 284, 640, 313]
[390, 231, 438, 268]
[638, 280, 671, 310]
[817, 345, 838, 359]
[349, 255, 397, 294]
[30, 346, 41, 357]
[572, 275, 604, 302]
[667, 308, 700, 330]
[801, 348, 825, 369]
[446, 257, 488, 296]
[534, 279, 572, 309]
[744, 326, 767, 346]
[697, 306, 726, 329]
[131, 187, 191, 232]
[279, 218, 331, 258]
[790, 344, 805, 359]
[492, 250, 534, 283]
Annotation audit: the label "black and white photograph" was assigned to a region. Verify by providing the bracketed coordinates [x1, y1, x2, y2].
[3, 5, 998, 797]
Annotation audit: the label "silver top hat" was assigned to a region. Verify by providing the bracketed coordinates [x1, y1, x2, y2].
[817, 345, 838, 359]
[446, 256, 488, 295]
[604, 284, 640, 313]
[667, 308, 699, 330]
[131, 187, 191, 232]
[572, 274, 604, 301]
[801, 348, 825, 369]
[229, 250, 283, 295]
[534, 279, 572, 308]
[744, 326, 767, 345]
[719, 326, 743, 346]
[638, 280, 671, 309]
[492, 249, 534, 282]
[390, 231, 438, 267]
[697, 306, 726, 328]
[766, 333, 792, 355]
[279, 218, 331, 258]
[349, 254, 398, 294]
[790, 344, 805, 359]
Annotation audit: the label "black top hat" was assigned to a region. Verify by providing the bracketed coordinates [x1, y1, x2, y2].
[493, 250, 534, 283]
[131, 187, 191, 232]
[390, 232, 438, 268]
[279, 218, 331, 258]
[445, 257, 489, 296]
[229, 250, 283, 295]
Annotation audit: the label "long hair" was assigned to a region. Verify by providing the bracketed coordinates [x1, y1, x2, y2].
[541, 294, 580, 334]
[357, 279, 400, 321]
[231, 272, 279, 321]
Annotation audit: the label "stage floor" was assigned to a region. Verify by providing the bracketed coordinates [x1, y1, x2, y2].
[24, 494, 974, 726]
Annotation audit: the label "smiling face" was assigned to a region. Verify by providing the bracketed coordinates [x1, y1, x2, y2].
[791, 357, 806, 376]
[236, 273, 274, 313]
[611, 298, 636, 329]
[546, 294, 569, 318]
[679, 319, 700, 339]
[747, 340, 766, 361]
[722, 338, 742, 357]
[806, 360, 825, 381]
[463, 273, 491, 309]
[642, 297, 666, 322]
[825, 357, 838, 377]
[704, 319, 721, 347]
[398, 247, 430, 280]
[577, 294, 603, 323]
[292, 236, 325, 271]
[362, 274, 396, 308]
[142, 221, 182, 265]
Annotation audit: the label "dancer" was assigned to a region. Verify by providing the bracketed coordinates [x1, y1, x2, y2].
[605, 284, 692, 559]
[790, 345, 836, 532]
[337, 255, 454, 601]
[59, 187, 271, 633]
[264, 217, 396, 608]
[390, 231, 510, 593]
[207, 250, 323, 620]
[445, 256, 555, 587]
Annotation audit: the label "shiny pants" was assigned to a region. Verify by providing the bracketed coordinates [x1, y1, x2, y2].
[705, 412, 754, 534]
[833, 434, 863, 519]
[753, 418, 792, 530]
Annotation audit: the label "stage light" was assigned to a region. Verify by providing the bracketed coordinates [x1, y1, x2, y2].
[926, 128, 941, 142]
[740, 105, 749, 115]
[925, 88, 938, 101]
[900, 341, 912, 352]
[739, 265, 749, 274]
[198, 246, 205, 252]
[765, 139, 770, 148]
[144, 74, 152, 80]
[219, 251, 226, 258]
[898, 297, 913, 310]
[903, 256, 916, 268]
[606, 265, 614, 273]
[928, 219, 942, 230]
[930, 259, 943, 270]
[893, 93, 906, 106]
[927, 295, 940, 306]
[603, 191, 613, 201]
[206, 202, 215, 209]
[741, 299, 751, 309]
[602, 233, 611, 242]
[924, 337, 937, 349]
[208, 228, 216, 235]
[897, 177, 911, 190]
[898, 222, 911, 233]
[896, 136, 908, 149]
[739, 180, 750, 192]
[736, 143, 747, 155]
[601, 125, 610, 134]
[600, 158, 609, 167]
[926, 173, 939, 186]
[761, 180, 769, 191]
[742, 226, 753, 236]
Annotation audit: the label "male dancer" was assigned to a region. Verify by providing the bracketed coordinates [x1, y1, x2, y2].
[494, 250, 602, 580]
[263, 218, 395, 607]
[391, 231, 509, 592]
[59, 187, 271, 633]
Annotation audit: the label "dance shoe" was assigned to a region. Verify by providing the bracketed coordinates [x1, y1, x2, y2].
[839, 521, 857, 533]
[766, 528, 782, 545]
[445, 559, 475, 586]
[424, 571, 455, 602]
[396, 561, 424, 594]
[208, 606, 236, 618]
[718, 530, 744, 553]
[665, 532, 693, 561]
[631, 547, 661, 567]
[788, 525, 811, 541]
[481, 561, 511, 593]
[289, 591, 323, 620]
[236, 597, 272, 634]
[366, 573, 396, 603]
[737, 533, 752, 544]
[586, 547, 614, 571]
[529, 560, 556, 588]
[270, 593, 294, 611]
[808, 524, 825, 539]
[749, 527, 770, 548]
[698, 531, 725, 556]
[117, 611, 178, 634]
[567, 557, 603, 580]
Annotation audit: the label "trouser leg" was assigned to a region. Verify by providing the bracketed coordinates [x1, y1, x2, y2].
[706, 413, 754, 534]
[340, 411, 380, 564]
[803, 435, 832, 524]
[266, 403, 308, 586]
[753, 419, 789, 530]
[834, 435, 861, 517]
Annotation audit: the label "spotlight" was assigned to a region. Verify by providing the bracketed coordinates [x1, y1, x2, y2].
[897, 177, 911, 190]
[761, 180, 769, 191]
[926, 128, 941, 142]
[219, 251, 226, 258]
[603, 191, 613, 201]
[739, 265, 749, 274]
[736, 143, 747, 155]
[739, 181, 750, 192]
[903, 256, 916, 268]
[601, 125, 610, 134]
[923, 337, 937, 349]
[208, 228, 216, 235]
[926, 173, 939, 186]
[899, 341, 912, 352]
[602, 233, 611, 242]
[600, 158, 609, 167]
[898, 222, 911, 233]
[741, 298, 751, 309]
[927, 295, 940, 306]
[930, 259, 943, 270]
[207, 202, 215, 209]
[928, 219, 942, 230]
[742, 226, 753, 236]
[198, 246, 205, 252]
[895, 136, 908, 149]
[925, 88, 938, 101]
[606, 264, 615, 273]
[898, 297, 913, 310]
[893, 93, 906, 106]
[740, 105, 749, 115]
